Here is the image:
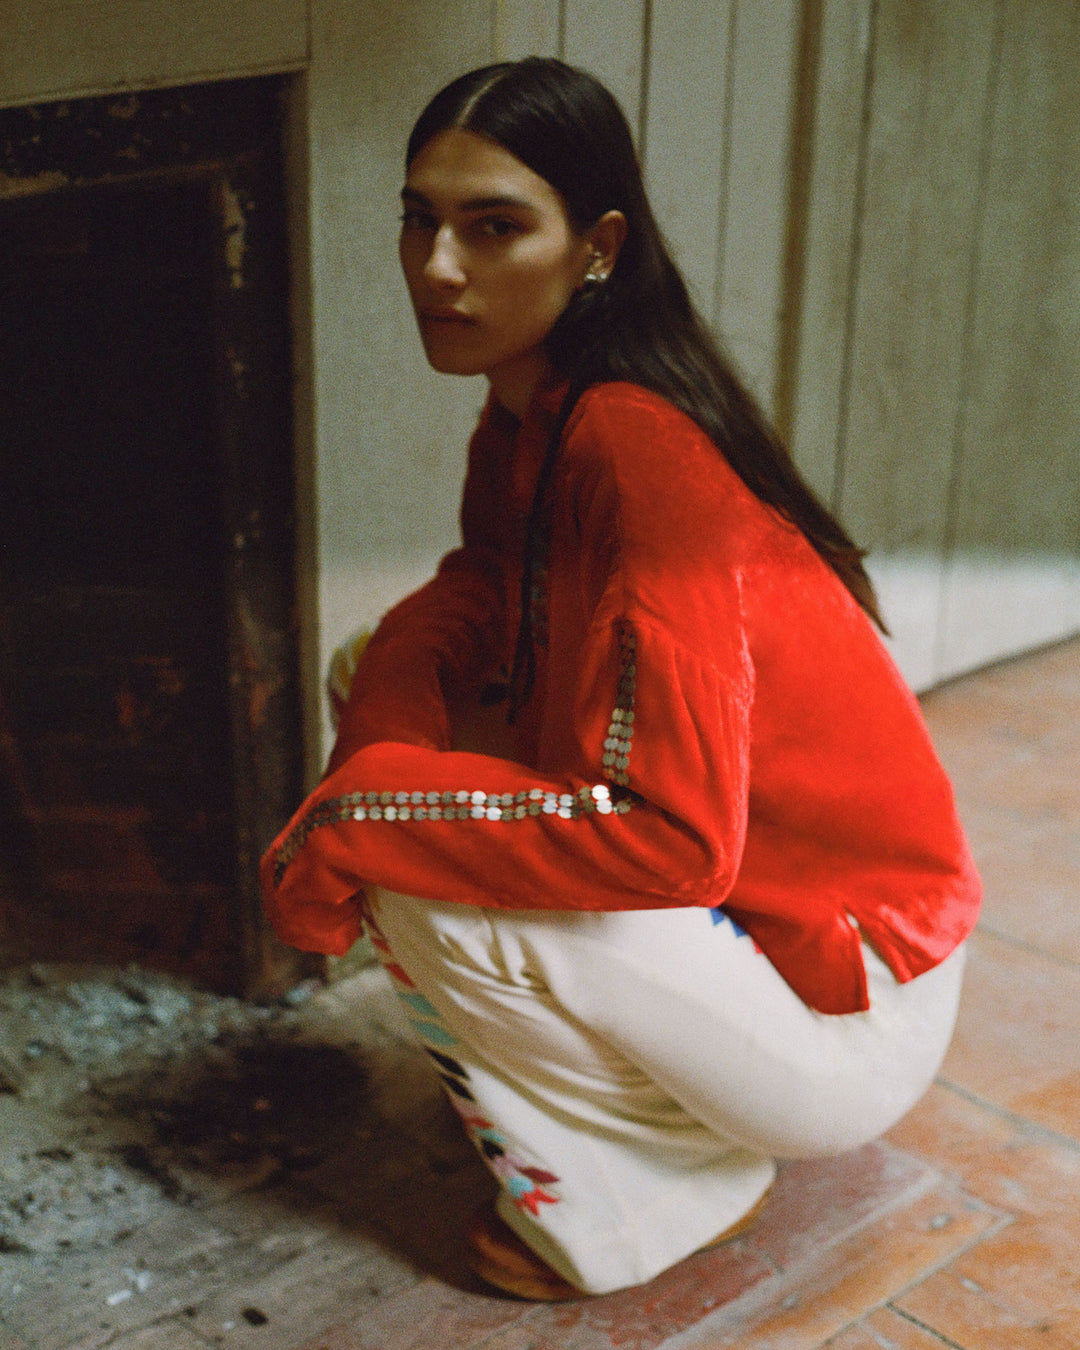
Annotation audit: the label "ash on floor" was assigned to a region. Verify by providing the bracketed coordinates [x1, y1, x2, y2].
[0, 958, 489, 1340]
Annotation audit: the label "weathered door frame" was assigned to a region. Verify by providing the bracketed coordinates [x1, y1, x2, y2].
[0, 78, 316, 997]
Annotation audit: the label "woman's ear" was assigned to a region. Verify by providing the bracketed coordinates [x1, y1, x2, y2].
[582, 210, 627, 283]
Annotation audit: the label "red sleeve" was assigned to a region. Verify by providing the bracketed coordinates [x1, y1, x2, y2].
[261, 606, 754, 955]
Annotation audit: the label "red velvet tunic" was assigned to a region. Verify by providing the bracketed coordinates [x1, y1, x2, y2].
[261, 381, 981, 1013]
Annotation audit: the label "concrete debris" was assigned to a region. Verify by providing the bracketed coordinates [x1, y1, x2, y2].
[0, 961, 316, 1255]
[0, 1045, 23, 1093]
[0, 955, 482, 1343]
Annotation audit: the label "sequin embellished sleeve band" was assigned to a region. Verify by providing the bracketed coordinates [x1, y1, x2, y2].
[259, 615, 754, 964]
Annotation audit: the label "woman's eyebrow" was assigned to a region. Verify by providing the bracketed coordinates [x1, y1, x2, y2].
[400, 185, 538, 214]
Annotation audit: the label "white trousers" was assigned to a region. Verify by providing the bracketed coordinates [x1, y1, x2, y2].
[367, 890, 964, 1295]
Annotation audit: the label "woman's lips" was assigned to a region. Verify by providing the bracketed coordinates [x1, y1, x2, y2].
[419, 308, 478, 324]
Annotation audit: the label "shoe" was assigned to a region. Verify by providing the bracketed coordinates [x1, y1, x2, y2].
[467, 1205, 580, 1301]
[696, 1186, 771, 1250]
[467, 1186, 771, 1301]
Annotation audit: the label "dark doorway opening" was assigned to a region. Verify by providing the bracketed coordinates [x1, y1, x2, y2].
[0, 79, 313, 996]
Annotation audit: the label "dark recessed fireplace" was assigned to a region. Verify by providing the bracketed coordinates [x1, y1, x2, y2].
[0, 78, 314, 996]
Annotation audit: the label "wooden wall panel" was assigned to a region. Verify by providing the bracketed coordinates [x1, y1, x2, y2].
[787, 0, 872, 501]
[563, 0, 648, 136]
[834, 0, 997, 687]
[714, 0, 802, 403]
[494, 0, 560, 60]
[12, 0, 1074, 723]
[642, 0, 735, 319]
[936, 0, 1080, 677]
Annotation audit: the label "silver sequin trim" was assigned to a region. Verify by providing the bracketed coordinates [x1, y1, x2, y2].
[601, 627, 637, 786]
[272, 626, 639, 885]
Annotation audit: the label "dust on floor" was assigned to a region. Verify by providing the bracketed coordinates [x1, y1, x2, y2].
[0, 959, 489, 1340]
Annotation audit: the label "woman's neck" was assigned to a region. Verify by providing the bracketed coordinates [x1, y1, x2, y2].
[486, 352, 554, 419]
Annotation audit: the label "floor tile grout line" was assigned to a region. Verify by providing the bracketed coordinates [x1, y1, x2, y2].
[972, 921, 1080, 973]
[828, 1147, 977, 1241]
[887, 1302, 972, 1350]
[832, 1207, 1018, 1350]
[932, 1078, 1080, 1154]
[653, 1176, 1013, 1350]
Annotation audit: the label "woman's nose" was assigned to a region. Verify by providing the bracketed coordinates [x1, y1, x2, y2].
[423, 226, 466, 287]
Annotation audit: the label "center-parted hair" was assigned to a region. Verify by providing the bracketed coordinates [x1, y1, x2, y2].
[407, 58, 886, 712]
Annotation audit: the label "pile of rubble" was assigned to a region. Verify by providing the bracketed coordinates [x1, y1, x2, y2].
[0, 961, 361, 1258]
[0, 949, 491, 1346]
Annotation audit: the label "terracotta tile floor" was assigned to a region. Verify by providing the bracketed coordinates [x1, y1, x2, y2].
[2, 635, 1077, 1349]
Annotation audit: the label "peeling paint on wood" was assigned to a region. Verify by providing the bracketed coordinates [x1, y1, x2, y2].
[0, 82, 286, 197]
[221, 179, 249, 289]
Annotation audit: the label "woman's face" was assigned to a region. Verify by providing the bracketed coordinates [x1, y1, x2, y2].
[399, 127, 594, 415]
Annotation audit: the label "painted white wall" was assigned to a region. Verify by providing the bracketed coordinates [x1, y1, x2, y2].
[790, 0, 1080, 691]
[709, 0, 802, 400]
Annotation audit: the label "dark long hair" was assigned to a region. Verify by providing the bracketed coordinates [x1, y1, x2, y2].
[407, 58, 886, 711]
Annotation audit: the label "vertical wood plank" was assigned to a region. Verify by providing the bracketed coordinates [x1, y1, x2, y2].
[494, 0, 561, 60]
[936, 0, 1080, 678]
[715, 0, 802, 408]
[786, 0, 873, 501]
[836, 0, 996, 687]
[642, 0, 736, 319]
[563, 0, 647, 137]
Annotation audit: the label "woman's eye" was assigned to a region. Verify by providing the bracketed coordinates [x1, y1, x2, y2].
[400, 209, 436, 231]
[476, 216, 520, 239]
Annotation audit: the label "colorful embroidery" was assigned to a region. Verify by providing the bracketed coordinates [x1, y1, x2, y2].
[362, 905, 562, 1216]
[271, 626, 640, 886]
[460, 1114, 560, 1216]
[709, 907, 747, 936]
[710, 907, 764, 953]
